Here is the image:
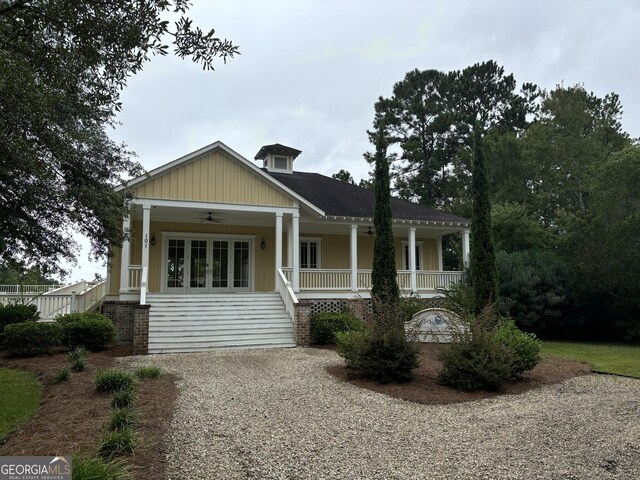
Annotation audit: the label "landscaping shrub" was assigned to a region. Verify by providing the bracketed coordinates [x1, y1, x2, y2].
[494, 319, 541, 377]
[310, 312, 365, 344]
[95, 370, 135, 393]
[69, 346, 88, 372]
[399, 293, 424, 323]
[337, 328, 419, 383]
[0, 303, 39, 329]
[3, 322, 61, 357]
[55, 311, 106, 326]
[72, 457, 131, 480]
[111, 389, 136, 409]
[109, 408, 138, 431]
[99, 428, 136, 458]
[0, 304, 39, 345]
[336, 296, 419, 383]
[438, 326, 513, 391]
[60, 314, 116, 351]
[54, 367, 71, 383]
[134, 366, 161, 379]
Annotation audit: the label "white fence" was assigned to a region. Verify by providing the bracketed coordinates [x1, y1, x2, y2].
[281, 268, 463, 292]
[0, 281, 107, 320]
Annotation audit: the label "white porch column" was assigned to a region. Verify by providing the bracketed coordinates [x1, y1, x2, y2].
[287, 216, 293, 268]
[462, 228, 470, 268]
[119, 214, 131, 293]
[140, 205, 151, 304]
[409, 227, 417, 292]
[292, 213, 300, 292]
[436, 236, 443, 271]
[275, 212, 283, 288]
[350, 224, 358, 292]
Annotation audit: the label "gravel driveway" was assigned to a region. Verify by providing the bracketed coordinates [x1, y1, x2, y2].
[121, 348, 640, 480]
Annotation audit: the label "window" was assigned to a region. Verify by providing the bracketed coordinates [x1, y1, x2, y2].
[300, 238, 320, 269]
[273, 155, 288, 169]
[402, 242, 423, 270]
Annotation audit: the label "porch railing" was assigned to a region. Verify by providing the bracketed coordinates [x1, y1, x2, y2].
[128, 265, 142, 291]
[3, 281, 109, 321]
[276, 268, 298, 323]
[281, 268, 463, 292]
[0, 284, 63, 295]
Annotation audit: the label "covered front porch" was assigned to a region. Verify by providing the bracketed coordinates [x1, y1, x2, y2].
[109, 198, 469, 302]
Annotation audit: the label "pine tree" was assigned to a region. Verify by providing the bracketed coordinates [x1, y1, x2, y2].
[470, 126, 499, 313]
[371, 124, 399, 305]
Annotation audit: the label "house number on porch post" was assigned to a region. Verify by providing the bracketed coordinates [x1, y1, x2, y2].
[144, 233, 148, 249]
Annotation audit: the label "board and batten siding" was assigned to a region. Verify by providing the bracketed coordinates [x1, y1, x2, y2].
[111, 221, 277, 293]
[132, 150, 294, 207]
[301, 233, 437, 270]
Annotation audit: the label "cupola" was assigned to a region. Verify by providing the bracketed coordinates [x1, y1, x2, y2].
[254, 143, 301, 174]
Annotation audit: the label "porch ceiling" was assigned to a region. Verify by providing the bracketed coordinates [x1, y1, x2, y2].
[131, 204, 279, 227]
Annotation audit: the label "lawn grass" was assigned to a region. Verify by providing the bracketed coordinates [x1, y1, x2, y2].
[542, 341, 640, 378]
[0, 367, 42, 442]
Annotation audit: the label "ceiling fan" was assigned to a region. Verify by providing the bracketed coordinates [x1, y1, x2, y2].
[197, 212, 223, 223]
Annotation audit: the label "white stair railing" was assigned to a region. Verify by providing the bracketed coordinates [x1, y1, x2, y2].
[276, 268, 298, 323]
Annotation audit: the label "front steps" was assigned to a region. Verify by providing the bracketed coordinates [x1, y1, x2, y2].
[147, 293, 296, 354]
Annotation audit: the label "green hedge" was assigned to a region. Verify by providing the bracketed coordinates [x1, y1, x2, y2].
[58, 313, 116, 351]
[0, 304, 39, 331]
[310, 312, 365, 344]
[3, 322, 62, 357]
[494, 320, 541, 377]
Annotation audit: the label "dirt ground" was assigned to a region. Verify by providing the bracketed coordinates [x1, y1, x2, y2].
[0, 347, 178, 480]
[326, 342, 592, 404]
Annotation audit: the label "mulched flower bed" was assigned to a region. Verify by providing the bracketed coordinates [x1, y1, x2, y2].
[326, 342, 592, 404]
[0, 347, 178, 480]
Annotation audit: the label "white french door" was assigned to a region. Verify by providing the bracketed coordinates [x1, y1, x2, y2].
[164, 236, 252, 293]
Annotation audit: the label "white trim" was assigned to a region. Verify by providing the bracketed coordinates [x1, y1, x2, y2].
[462, 229, 470, 268]
[350, 224, 358, 292]
[401, 240, 424, 271]
[436, 236, 443, 271]
[409, 227, 417, 293]
[323, 215, 469, 228]
[275, 212, 283, 289]
[292, 214, 300, 292]
[119, 215, 131, 293]
[296, 292, 443, 300]
[299, 237, 321, 269]
[133, 197, 299, 216]
[159, 232, 256, 293]
[117, 141, 324, 216]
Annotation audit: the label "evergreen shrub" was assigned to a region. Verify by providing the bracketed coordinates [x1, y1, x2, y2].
[310, 312, 365, 344]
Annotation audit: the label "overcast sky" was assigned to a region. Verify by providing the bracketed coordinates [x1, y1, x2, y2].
[68, 0, 640, 282]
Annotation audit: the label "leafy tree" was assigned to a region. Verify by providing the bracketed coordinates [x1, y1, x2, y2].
[562, 144, 640, 341]
[496, 250, 576, 337]
[0, 0, 239, 275]
[521, 84, 629, 224]
[491, 203, 555, 253]
[331, 169, 355, 184]
[370, 124, 399, 304]
[0, 261, 57, 285]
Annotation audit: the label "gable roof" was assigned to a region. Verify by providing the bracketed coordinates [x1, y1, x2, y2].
[116, 141, 324, 216]
[266, 170, 469, 225]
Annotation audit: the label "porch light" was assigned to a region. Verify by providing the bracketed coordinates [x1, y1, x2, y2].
[367, 227, 373, 235]
[150, 233, 156, 246]
[260, 237, 266, 249]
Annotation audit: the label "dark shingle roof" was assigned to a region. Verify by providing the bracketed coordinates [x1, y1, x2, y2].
[254, 144, 302, 160]
[266, 170, 469, 224]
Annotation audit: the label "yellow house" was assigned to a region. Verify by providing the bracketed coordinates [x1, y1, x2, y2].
[103, 141, 470, 354]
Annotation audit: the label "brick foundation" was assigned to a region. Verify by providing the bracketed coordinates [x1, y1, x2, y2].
[133, 305, 150, 355]
[102, 300, 149, 353]
[294, 301, 312, 347]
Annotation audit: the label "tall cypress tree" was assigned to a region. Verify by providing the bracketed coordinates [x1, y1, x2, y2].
[371, 124, 399, 305]
[470, 126, 499, 313]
